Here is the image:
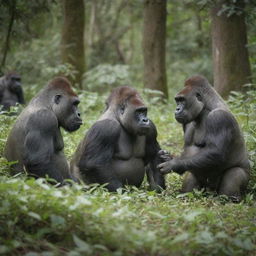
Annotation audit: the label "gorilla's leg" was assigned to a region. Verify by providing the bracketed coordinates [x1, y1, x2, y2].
[146, 165, 165, 192]
[52, 152, 73, 181]
[181, 171, 200, 193]
[218, 167, 249, 201]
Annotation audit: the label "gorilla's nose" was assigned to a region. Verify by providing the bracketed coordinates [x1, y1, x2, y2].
[175, 106, 183, 114]
[142, 117, 149, 125]
[76, 113, 83, 125]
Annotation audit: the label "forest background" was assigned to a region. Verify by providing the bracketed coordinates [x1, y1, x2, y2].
[0, 0, 256, 255]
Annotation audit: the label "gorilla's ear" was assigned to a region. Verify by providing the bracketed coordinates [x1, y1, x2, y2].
[54, 94, 62, 104]
[196, 92, 202, 102]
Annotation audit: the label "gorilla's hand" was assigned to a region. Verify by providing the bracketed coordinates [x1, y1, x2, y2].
[157, 159, 177, 174]
[158, 150, 173, 162]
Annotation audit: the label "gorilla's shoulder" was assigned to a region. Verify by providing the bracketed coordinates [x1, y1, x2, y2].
[207, 108, 237, 127]
[88, 119, 121, 137]
[208, 108, 233, 118]
[26, 108, 58, 130]
[92, 119, 121, 133]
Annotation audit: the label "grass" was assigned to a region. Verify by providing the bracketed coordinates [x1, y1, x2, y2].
[0, 88, 255, 256]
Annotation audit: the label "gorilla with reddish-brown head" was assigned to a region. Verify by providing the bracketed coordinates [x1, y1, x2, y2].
[4, 77, 82, 183]
[71, 86, 165, 191]
[158, 75, 250, 201]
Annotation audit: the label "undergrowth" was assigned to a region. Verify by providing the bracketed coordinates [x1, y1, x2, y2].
[0, 87, 255, 256]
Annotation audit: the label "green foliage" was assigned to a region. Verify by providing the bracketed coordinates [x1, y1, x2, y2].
[0, 176, 255, 256]
[227, 85, 256, 191]
[83, 64, 131, 92]
[166, 0, 213, 90]
[0, 1, 256, 255]
[0, 1, 57, 73]
[1, 0, 255, 96]
[0, 89, 255, 256]
[5, 31, 62, 87]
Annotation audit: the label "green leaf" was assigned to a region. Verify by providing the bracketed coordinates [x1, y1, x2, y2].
[233, 238, 254, 250]
[196, 230, 214, 244]
[183, 210, 203, 221]
[27, 212, 41, 221]
[171, 233, 190, 244]
[73, 235, 92, 253]
[50, 215, 66, 227]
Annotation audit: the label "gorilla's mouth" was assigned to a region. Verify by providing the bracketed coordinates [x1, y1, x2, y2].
[138, 125, 150, 135]
[66, 121, 82, 132]
[175, 115, 186, 124]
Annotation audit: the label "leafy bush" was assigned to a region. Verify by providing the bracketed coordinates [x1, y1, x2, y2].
[227, 85, 256, 191]
[82, 64, 131, 92]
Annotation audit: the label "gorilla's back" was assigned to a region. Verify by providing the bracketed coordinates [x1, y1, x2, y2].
[4, 106, 38, 174]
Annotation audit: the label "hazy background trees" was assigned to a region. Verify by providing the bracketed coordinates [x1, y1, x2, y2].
[211, 0, 252, 97]
[0, 0, 255, 98]
[0, 2, 256, 253]
[143, 0, 168, 98]
[61, 0, 85, 89]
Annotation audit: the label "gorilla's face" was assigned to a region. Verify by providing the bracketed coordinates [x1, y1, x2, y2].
[8, 75, 22, 93]
[53, 94, 82, 132]
[174, 90, 204, 124]
[118, 99, 150, 136]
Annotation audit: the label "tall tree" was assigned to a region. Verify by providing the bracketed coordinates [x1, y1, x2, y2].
[211, 0, 251, 97]
[1, 0, 16, 70]
[61, 0, 85, 88]
[142, 0, 168, 98]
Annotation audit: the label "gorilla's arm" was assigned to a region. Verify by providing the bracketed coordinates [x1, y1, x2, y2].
[16, 87, 25, 104]
[145, 121, 166, 190]
[78, 119, 123, 191]
[159, 110, 235, 175]
[23, 110, 63, 182]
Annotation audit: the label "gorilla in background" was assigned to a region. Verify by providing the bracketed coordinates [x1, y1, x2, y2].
[71, 86, 165, 192]
[0, 72, 25, 111]
[158, 75, 250, 201]
[4, 77, 82, 183]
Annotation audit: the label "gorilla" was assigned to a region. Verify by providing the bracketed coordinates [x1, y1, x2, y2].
[0, 72, 25, 111]
[158, 75, 250, 201]
[71, 86, 165, 192]
[4, 77, 82, 183]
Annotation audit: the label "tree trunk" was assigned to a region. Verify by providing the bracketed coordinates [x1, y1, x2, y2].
[142, 0, 168, 98]
[211, 1, 251, 98]
[1, 0, 16, 70]
[61, 0, 85, 89]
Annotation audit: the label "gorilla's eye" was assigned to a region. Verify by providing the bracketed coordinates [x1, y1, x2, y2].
[135, 107, 147, 116]
[73, 99, 80, 106]
[120, 104, 125, 114]
[12, 77, 20, 82]
[196, 93, 202, 101]
[54, 95, 62, 104]
[175, 95, 185, 103]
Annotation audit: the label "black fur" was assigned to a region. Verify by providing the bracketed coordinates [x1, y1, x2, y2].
[4, 77, 82, 183]
[0, 72, 25, 111]
[71, 86, 165, 192]
[158, 75, 250, 201]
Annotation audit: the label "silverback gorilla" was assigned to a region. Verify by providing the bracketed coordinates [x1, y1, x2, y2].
[4, 77, 82, 183]
[158, 75, 250, 201]
[71, 86, 165, 192]
[0, 72, 25, 111]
